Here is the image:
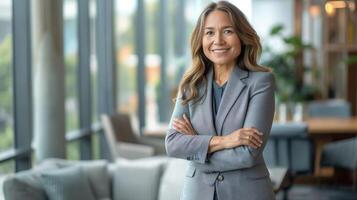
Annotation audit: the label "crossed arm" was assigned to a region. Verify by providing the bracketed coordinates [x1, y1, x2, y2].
[165, 73, 275, 172]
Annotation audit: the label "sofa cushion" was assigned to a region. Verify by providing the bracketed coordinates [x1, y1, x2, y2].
[3, 174, 47, 200]
[112, 158, 166, 200]
[36, 158, 110, 199]
[40, 165, 96, 200]
[80, 161, 111, 199]
[158, 158, 187, 200]
[2, 159, 72, 200]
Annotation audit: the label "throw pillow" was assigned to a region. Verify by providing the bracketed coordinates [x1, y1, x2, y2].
[112, 159, 166, 200]
[36, 158, 110, 199]
[40, 165, 96, 200]
[80, 161, 111, 199]
[158, 158, 187, 200]
[3, 175, 46, 200]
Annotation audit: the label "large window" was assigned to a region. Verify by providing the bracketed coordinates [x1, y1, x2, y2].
[144, 0, 161, 128]
[90, 0, 100, 160]
[64, 0, 79, 132]
[0, 0, 14, 174]
[115, 0, 214, 132]
[115, 0, 138, 117]
[64, 0, 80, 160]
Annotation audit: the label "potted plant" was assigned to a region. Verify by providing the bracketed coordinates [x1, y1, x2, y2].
[262, 24, 318, 121]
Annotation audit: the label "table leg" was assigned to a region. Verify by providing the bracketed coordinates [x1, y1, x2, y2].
[314, 138, 332, 176]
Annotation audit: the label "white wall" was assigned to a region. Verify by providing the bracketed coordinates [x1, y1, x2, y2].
[251, 0, 295, 53]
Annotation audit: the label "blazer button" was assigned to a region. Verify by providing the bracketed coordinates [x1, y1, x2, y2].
[217, 175, 224, 181]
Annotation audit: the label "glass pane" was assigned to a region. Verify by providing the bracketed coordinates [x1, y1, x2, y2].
[90, 0, 98, 123]
[145, 0, 160, 128]
[64, 0, 80, 159]
[0, 0, 14, 153]
[166, 0, 187, 113]
[64, 0, 79, 131]
[115, 0, 138, 116]
[92, 132, 100, 160]
[165, 0, 212, 119]
[67, 140, 80, 160]
[0, 160, 14, 176]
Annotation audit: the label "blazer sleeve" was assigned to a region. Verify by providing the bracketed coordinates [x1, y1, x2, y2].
[194, 73, 275, 172]
[165, 96, 213, 164]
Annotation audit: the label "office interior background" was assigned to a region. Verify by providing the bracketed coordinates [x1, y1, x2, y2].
[0, 0, 357, 199]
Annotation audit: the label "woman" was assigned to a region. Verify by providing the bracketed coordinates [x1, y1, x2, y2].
[165, 1, 275, 200]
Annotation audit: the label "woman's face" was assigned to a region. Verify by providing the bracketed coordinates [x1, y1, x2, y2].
[202, 10, 241, 67]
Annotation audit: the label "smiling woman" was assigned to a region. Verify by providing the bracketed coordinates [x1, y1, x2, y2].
[202, 10, 241, 74]
[165, 1, 275, 200]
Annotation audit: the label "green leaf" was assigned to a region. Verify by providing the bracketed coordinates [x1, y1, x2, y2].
[270, 24, 284, 36]
[344, 56, 357, 65]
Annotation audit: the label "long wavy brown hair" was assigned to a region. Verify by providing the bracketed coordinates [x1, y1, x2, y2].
[178, 1, 270, 105]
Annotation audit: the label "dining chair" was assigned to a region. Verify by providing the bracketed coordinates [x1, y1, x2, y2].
[309, 99, 356, 187]
[321, 137, 357, 170]
[264, 122, 313, 174]
[321, 137, 357, 189]
[264, 122, 312, 199]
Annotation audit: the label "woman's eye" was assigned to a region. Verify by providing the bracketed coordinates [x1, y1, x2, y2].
[205, 31, 214, 36]
[224, 29, 233, 34]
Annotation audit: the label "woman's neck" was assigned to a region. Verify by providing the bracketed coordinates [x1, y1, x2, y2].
[214, 64, 234, 86]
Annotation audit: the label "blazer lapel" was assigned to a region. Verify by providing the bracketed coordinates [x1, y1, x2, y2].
[215, 67, 248, 135]
[197, 68, 217, 135]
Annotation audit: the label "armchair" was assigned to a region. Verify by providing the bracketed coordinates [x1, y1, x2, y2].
[101, 113, 165, 160]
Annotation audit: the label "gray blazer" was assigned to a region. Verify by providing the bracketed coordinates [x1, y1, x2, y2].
[165, 66, 276, 200]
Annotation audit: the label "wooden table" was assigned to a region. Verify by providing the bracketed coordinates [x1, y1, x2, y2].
[306, 117, 357, 176]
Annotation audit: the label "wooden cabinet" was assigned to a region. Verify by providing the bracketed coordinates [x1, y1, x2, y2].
[320, 0, 357, 115]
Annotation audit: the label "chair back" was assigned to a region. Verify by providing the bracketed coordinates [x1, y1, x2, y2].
[101, 114, 119, 159]
[110, 113, 138, 143]
[321, 137, 357, 170]
[270, 123, 308, 138]
[264, 122, 312, 174]
[308, 99, 351, 118]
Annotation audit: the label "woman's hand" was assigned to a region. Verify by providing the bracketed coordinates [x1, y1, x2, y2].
[172, 114, 197, 135]
[223, 128, 263, 149]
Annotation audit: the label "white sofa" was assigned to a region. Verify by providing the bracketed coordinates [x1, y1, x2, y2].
[2, 157, 187, 200]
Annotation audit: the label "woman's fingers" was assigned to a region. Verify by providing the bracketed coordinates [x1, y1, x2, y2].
[224, 128, 264, 149]
[239, 130, 263, 148]
[242, 128, 263, 143]
[174, 118, 190, 131]
[173, 120, 189, 133]
[241, 127, 260, 134]
[183, 114, 197, 135]
[183, 114, 190, 125]
[172, 120, 187, 132]
[246, 133, 263, 147]
[173, 118, 195, 135]
[241, 139, 259, 149]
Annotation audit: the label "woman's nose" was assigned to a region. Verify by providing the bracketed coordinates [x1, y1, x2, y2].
[213, 33, 224, 45]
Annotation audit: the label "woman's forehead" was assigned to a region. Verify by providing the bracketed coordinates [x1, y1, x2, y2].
[203, 10, 234, 27]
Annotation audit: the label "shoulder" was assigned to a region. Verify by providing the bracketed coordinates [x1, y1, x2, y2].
[246, 71, 275, 86]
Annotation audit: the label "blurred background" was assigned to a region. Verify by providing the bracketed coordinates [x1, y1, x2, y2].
[0, 0, 356, 199]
